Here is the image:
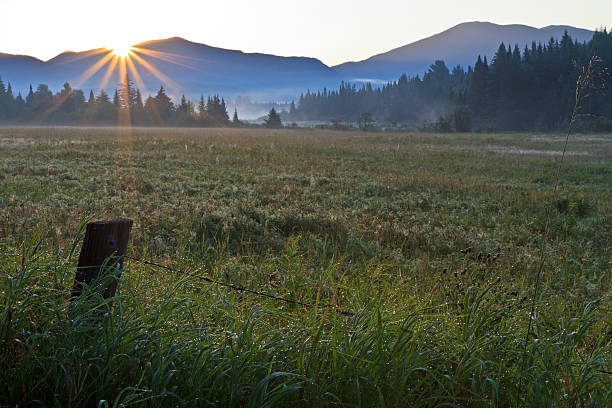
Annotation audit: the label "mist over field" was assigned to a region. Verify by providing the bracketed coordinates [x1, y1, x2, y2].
[1, 22, 609, 127]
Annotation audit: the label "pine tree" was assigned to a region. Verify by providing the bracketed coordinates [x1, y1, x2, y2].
[178, 94, 189, 113]
[118, 74, 136, 111]
[220, 98, 229, 121]
[134, 89, 144, 111]
[92, 89, 114, 122]
[144, 95, 158, 123]
[15, 92, 25, 116]
[232, 108, 240, 125]
[154, 86, 174, 121]
[198, 96, 206, 120]
[0, 77, 6, 119]
[33, 84, 53, 113]
[26, 85, 35, 107]
[468, 55, 490, 117]
[264, 107, 282, 128]
[96, 90, 110, 104]
[88, 90, 95, 105]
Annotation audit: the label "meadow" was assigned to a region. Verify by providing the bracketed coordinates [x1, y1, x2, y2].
[0, 126, 610, 407]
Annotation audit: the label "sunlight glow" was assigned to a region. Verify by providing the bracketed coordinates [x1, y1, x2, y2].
[111, 44, 133, 57]
[129, 50, 183, 95]
[25, 38, 194, 126]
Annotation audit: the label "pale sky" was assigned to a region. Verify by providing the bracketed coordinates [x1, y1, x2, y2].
[1, 0, 610, 66]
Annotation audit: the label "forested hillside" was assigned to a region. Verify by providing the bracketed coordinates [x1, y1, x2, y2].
[1, 30, 610, 130]
[291, 30, 612, 131]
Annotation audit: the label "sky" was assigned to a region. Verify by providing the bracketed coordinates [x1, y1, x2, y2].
[1, 0, 610, 66]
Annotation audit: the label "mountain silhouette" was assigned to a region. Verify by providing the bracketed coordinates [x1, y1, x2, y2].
[334, 22, 594, 81]
[0, 37, 340, 101]
[0, 22, 596, 100]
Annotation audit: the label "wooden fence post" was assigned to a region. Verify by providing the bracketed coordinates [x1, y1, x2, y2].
[71, 218, 133, 300]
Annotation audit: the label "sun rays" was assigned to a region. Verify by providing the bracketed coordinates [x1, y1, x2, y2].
[32, 42, 192, 127]
[111, 44, 133, 57]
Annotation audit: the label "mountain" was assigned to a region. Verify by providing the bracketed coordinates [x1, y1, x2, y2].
[0, 23, 597, 104]
[132, 37, 340, 98]
[333, 22, 594, 81]
[0, 37, 340, 102]
[0, 53, 43, 81]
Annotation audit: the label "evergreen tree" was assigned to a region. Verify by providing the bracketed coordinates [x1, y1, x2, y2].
[205, 95, 229, 124]
[94, 89, 115, 122]
[26, 85, 35, 107]
[118, 74, 137, 111]
[32, 84, 53, 113]
[468, 55, 490, 117]
[14, 92, 25, 117]
[154, 86, 174, 122]
[57, 82, 75, 114]
[144, 95, 159, 124]
[220, 98, 229, 121]
[264, 107, 282, 128]
[134, 89, 144, 111]
[0, 77, 6, 118]
[96, 90, 110, 104]
[198, 96, 206, 121]
[178, 94, 189, 113]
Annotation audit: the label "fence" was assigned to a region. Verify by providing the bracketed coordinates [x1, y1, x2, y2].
[71, 218, 355, 316]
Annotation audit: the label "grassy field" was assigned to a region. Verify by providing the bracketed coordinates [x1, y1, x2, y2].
[1, 127, 610, 407]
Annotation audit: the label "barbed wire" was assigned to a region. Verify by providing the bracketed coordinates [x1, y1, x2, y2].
[108, 256, 612, 375]
[125, 255, 355, 316]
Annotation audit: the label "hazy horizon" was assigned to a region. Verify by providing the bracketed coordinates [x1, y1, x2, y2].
[1, 0, 610, 66]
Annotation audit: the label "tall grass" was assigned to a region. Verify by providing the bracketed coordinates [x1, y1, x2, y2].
[0, 124, 610, 405]
[1, 225, 610, 406]
[522, 55, 609, 393]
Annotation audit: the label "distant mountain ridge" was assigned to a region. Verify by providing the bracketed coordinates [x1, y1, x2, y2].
[334, 22, 594, 81]
[0, 37, 341, 102]
[0, 22, 596, 103]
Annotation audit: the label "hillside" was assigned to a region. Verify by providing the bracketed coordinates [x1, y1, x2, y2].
[0, 37, 340, 101]
[0, 23, 596, 101]
[334, 22, 594, 80]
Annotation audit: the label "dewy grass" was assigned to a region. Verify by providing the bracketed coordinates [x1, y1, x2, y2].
[0, 127, 611, 406]
[522, 55, 609, 398]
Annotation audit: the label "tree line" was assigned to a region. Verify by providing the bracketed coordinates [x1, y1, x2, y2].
[1, 29, 610, 130]
[0, 75, 242, 126]
[289, 29, 612, 131]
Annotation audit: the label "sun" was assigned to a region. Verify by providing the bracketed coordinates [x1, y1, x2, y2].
[111, 44, 133, 57]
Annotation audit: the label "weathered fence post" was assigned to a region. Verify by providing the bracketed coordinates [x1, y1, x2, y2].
[70, 219, 133, 300]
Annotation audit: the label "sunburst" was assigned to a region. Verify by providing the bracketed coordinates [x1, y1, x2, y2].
[111, 44, 133, 58]
[32, 39, 192, 127]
